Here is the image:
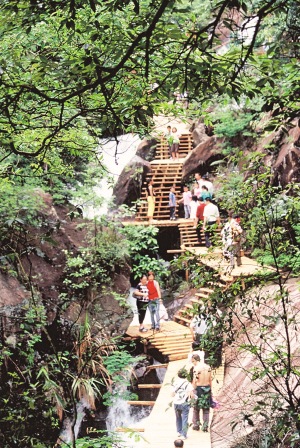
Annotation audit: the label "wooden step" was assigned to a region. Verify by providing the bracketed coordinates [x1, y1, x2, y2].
[190, 298, 204, 304]
[199, 287, 214, 294]
[168, 353, 190, 361]
[195, 292, 211, 299]
[153, 339, 192, 347]
[147, 333, 191, 341]
[127, 401, 155, 406]
[174, 314, 192, 323]
[137, 384, 162, 389]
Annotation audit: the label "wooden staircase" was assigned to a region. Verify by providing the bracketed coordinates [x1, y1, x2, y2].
[154, 133, 193, 160]
[178, 221, 223, 249]
[137, 161, 183, 221]
[178, 221, 202, 247]
[173, 287, 214, 326]
[146, 326, 193, 361]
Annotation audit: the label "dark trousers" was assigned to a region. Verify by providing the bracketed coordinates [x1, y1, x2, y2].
[170, 206, 176, 219]
[193, 385, 211, 429]
[205, 221, 217, 248]
[136, 300, 148, 325]
[196, 220, 203, 243]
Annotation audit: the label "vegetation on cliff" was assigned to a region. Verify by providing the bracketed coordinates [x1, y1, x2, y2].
[0, 0, 299, 446]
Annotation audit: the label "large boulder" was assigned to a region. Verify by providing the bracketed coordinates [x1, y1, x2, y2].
[190, 119, 211, 147]
[113, 155, 151, 206]
[181, 136, 221, 180]
[136, 137, 157, 160]
[211, 279, 300, 447]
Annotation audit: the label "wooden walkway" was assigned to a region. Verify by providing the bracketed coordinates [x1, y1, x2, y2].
[135, 358, 224, 448]
[186, 246, 274, 280]
[126, 321, 193, 361]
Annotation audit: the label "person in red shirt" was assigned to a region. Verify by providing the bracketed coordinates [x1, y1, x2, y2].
[147, 271, 162, 331]
[196, 198, 206, 244]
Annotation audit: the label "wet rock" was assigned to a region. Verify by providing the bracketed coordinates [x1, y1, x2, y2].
[113, 155, 151, 206]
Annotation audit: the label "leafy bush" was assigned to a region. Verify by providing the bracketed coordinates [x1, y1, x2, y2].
[121, 225, 168, 281]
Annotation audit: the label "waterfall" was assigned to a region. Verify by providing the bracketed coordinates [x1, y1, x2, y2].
[153, 359, 167, 383]
[58, 398, 91, 445]
[80, 134, 141, 219]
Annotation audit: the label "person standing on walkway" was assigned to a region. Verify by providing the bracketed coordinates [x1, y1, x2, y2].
[191, 354, 212, 432]
[193, 181, 202, 198]
[178, 185, 192, 219]
[171, 127, 181, 160]
[169, 186, 177, 220]
[195, 173, 205, 190]
[189, 312, 207, 343]
[133, 274, 149, 333]
[202, 174, 214, 196]
[190, 195, 198, 228]
[203, 197, 221, 248]
[221, 210, 243, 269]
[172, 368, 195, 440]
[165, 125, 173, 158]
[196, 197, 206, 244]
[146, 178, 156, 223]
[147, 271, 161, 330]
[200, 185, 211, 202]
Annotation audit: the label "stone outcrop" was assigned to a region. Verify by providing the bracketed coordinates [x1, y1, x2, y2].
[211, 279, 300, 447]
[136, 137, 157, 160]
[272, 123, 300, 185]
[0, 191, 133, 338]
[190, 120, 211, 147]
[182, 136, 221, 179]
[113, 154, 151, 206]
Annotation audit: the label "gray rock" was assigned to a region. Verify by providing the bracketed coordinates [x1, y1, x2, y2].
[113, 155, 151, 206]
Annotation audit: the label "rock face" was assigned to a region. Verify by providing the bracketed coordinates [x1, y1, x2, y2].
[272, 123, 300, 185]
[211, 279, 300, 448]
[0, 191, 132, 337]
[182, 136, 220, 179]
[136, 137, 157, 160]
[113, 155, 151, 206]
[190, 120, 211, 147]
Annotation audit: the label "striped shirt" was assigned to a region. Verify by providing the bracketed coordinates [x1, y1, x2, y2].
[135, 283, 149, 302]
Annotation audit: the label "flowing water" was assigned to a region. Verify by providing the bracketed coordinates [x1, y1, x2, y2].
[81, 134, 141, 218]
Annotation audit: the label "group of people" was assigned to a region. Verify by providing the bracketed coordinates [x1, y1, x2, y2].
[169, 172, 222, 249]
[133, 271, 163, 332]
[145, 149, 244, 269]
[172, 347, 212, 441]
[165, 126, 182, 160]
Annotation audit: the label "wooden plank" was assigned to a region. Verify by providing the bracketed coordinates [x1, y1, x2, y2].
[145, 364, 168, 371]
[116, 428, 144, 432]
[127, 401, 155, 406]
[153, 340, 192, 348]
[137, 384, 162, 389]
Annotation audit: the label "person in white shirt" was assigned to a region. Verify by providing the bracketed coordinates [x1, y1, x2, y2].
[171, 127, 181, 160]
[189, 313, 207, 342]
[172, 368, 195, 439]
[178, 185, 192, 218]
[194, 173, 205, 190]
[221, 210, 243, 268]
[203, 197, 221, 248]
[202, 175, 214, 195]
[187, 341, 205, 363]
